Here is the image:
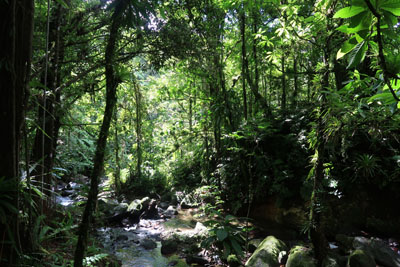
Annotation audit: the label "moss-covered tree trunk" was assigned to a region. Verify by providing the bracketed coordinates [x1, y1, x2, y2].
[73, 1, 125, 265]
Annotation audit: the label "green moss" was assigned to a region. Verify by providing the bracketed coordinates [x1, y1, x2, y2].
[286, 246, 316, 267]
[245, 236, 287, 267]
[347, 250, 375, 267]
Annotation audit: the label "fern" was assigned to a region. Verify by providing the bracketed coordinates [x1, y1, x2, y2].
[83, 253, 109, 267]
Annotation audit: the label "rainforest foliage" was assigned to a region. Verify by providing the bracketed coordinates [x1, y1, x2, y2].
[0, 0, 399, 266]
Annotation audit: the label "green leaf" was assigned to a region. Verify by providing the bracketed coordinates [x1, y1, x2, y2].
[347, 40, 367, 69]
[381, 0, 400, 15]
[337, 38, 358, 59]
[216, 229, 228, 241]
[368, 92, 397, 104]
[225, 215, 236, 222]
[381, 6, 400, 15]
[333, 6, 366, 18]
[223, 241, 231, 259]
[230, 237, 243, 256]
[55, 0, 68, 8]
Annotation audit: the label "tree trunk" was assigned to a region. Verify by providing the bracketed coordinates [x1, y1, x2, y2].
[0, 0, 34, 265]
[74, 1, 124, 265]
[114, 113, 121, 193]
[252, 8, 260, 115]
[281, 55, 286, 113]
[310, 53, 330, 266]
[134, 80, 142, 180]
[240, 7, 248, 120]
[292, 57, 298, 107]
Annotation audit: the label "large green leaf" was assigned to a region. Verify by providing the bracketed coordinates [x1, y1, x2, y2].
[333, 6, 366, 18]
[337, 37, 358, 59]
[381, 0, 400, 15]
[347, 40, 367, 68]
[229, 237, 243, 256]
[368, 92, 397, 104]
[216, 229, 228, 241]
[381, 6, 400, 15]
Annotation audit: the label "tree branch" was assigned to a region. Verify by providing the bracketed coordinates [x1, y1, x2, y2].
[364, 0, 400, 101]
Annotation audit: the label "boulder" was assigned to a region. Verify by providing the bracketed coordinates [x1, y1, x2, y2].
[286, 246, 316, 267]
[322, 255, 341, 267]
[140, 238, 157, 250]
[142, 199, 159, 219]
[164, 206, 178, 218]
[194, 222, 208, 236]
[227, 254, 241, 267]
[352, 236, 400, 266]
[186, 255, 208, 265]
[113, 202, 129, 214]
[347, 249, 375, 267]
[370, 238, 400, 267]
[245, 236, 287, 267]
[161, 238, 178, 255]
[128, 197, 150, 216]
[335, 234, 354, 251]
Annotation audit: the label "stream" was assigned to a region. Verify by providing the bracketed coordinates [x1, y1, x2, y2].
[56, 182, 205, 267]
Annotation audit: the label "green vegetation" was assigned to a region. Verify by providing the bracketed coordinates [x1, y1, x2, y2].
[1, 0, 399, 266]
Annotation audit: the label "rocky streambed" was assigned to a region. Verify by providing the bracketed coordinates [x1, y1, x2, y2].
[56, 181, 400, 267]
[56, 181, 210, 266]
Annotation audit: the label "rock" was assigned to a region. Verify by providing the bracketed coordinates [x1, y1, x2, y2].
[159, 202, 169, 209]
[322, 255, 340, 267]
[194, 222, 208, 236]
[113, 202, 129, 214]
[335, 234, 354, 251]
[227, 254, 240, 267]
[347, 249, 375, 267]
[370, 238, 400, 267]
[140, 239, 157, 250]
[128, 197, 150, 214]
[186, 255, 208, 265]
[278, 250, 288, 264]
[161, 238, 178, 255]
[144, 199, 159, 219]
[352, 236, 370, 251]
[245, 236, 288, 267]
[352, 236, 400, 266]
[164, 206, 178, 218]
[286, 246, 316, 267]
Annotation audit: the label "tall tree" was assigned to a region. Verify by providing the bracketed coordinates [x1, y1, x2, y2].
[0, 0, 34, 265]
[74, 1, 127, 265]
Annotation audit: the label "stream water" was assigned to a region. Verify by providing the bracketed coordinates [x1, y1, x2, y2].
[56, 186, 197, 267]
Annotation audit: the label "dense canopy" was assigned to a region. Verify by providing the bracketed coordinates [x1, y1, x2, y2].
[1, 0, 399, 266]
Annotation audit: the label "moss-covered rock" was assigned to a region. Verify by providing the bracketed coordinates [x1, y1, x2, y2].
[335, 234, 354, 251]
[161, 238, 178, 255]
[127, 197, 150, 215]
[322, 255, 340, 267]
[286, 246, 316, 267]
[245, 236, 287, 267]
[227, 254, 241, 267]
[347, 249, 376, 267]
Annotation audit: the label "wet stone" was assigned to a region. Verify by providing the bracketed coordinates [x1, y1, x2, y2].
[140, 239, 157, 250]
